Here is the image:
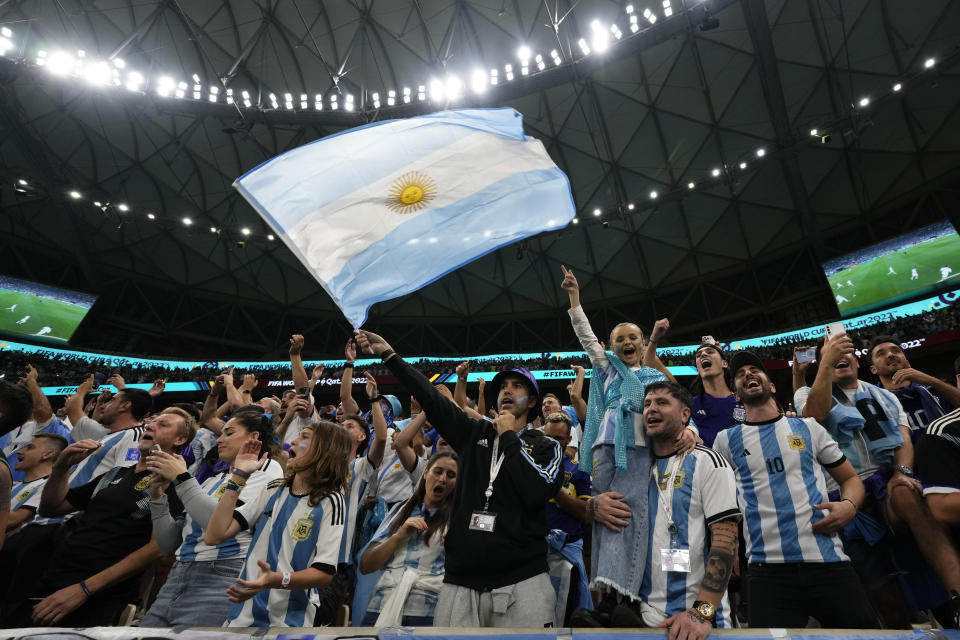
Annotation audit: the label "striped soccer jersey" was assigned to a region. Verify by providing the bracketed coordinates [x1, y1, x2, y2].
[373, 432, 417, 505]
[175, 458, 284, 562]
[226, 481, 346, 627]
[338, 454, 376, 564]
[639, 445, 740, 627]
[10, 476, 62, 528]
[713, 416, 848, 564]
[69, 426, 146, 488]
[919, 407, 960, 497]
[183, 427, 219, 476]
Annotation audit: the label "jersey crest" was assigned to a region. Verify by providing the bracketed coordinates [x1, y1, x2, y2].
[786, 434, 806, 451]
[657, 469, 686, 490]
[135, 474, 153, 491]
[15, 489, 32, 502]
[292, 511, 315, 542]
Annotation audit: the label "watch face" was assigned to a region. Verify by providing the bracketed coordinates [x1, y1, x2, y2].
[697, 602, 716, 619]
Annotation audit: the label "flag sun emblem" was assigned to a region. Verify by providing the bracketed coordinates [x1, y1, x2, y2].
[386, 171, 437, 214]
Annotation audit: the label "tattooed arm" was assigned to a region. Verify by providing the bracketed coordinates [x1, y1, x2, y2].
[660, 518, 738, 640]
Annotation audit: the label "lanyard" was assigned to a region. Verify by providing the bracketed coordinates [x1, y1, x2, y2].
[483, 435, 506, 511]
[652, 453, 686, 537]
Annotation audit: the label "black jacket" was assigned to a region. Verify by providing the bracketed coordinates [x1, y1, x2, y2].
[387, 355, 564, 590]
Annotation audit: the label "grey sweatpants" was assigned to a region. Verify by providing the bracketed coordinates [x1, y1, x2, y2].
[433, 572, 555, 628]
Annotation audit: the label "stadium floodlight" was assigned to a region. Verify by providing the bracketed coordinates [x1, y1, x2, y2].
[209, 85, 220, 103]
[83, 60, 111, 85]
[471, 69, 487, 94]
[193, 83, 201, 100]
[93, 200, 101, 206]
[810, 128, 818, 136]
[241, 227, 251, 236]
[18, 179, 28, 186]
[893, 82, 902, 92]
[210, 226, 217, 233]
[269, 93, 278, 108]
[387, 89, 396, 106]
[313, 93, 322, 110]
[329, 94, 338, 110]
[403, 87, 411, 104]
[0, 35, 11, 53]
[924, 57, 935, 69]
[489, 68, 499, 86]
[756, 147, 766, 157]
[663, 0, 673, 17]
[176, 81, 187, 99]
[627, 203, 635, 210]
[578, 38, 591, 56]
[372, 92, 380, 108]
[739, 161, 747, 169]
[1, 27, 11, 37]
[551, 49, 562, 66]
[630, 15, 640, 32]
[626, 4, 634, 13]
[593, 207, 601, 216]
[113, 57, 125, 69]
[688, 181, 695, 189]
[535, 54, 545, 70]
[182, 217, 192, 226]
[711, 168, 721, 177]
[300, 93, 308, 109]
[36, 50, 47, 66]
[649, 190, 658, 199]
[430, 78, 445, 102]
[504, 64, 514, 81]
[192, 73, 200, 83]
[284, 92, 293, 109]
[858, 97, 869, 107]
[517, 46, 531, 63]
[147, 213, 156, 220]
[267, 234, 275, 240]
[611, 24, 623, 40]
[117, 203, 129, 212]
[68, 190, 82, 199]
[157, 76, 177, 98]
[445, 76, 462, 100]
[125, 71, 144, 92]
[591, 20, 610, 53]
[643, 8, 657, 24]
[572, 217, 579, 224]
[243, 90, 252, 108]
[47, 51, 75, 75]
[225, 88, 234, 104]
[417, 85, 426, 101]
[344, 93, 354, 111]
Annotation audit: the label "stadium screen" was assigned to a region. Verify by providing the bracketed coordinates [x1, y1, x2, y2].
[821, 220, 960, 317]
[0, 276, 97, 344]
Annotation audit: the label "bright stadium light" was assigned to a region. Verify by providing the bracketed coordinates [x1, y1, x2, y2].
[225, 88, 234, 104]
[756, 147, 766, 157]
[68, 190, 82, 199]
[314, 93, 322, 110]
[267, 234, 275, 240]
[649, 190, 658, 199]
[892, 82, 902, 92]
[711, 168, 721, 177]
[627, 203, 635, 210]
[535, 53, 545, 70]
[572, 217, 579, 224]
[147, 213, 156, 220]
[489, 68, 499, 86]
[117, 203, 129, 212]
[551, 49, 562, 66]
[688, 181, 695, 189]
[924, 57, 936, 69]
[578, 38, 591, 55]
[241, 227, 251, 236]
[858, 96, 869, 107]
[387, 89, 396, 106]
[47, 51, 75, 76]
[125, 71, 144, 92]
[430, 78, 444, 101]
[643, 8, 657, 24]
[208, 85, 220, 102]
[517, 46, 531, 63]
[663, 0, 673, 17]
[182, 217, 192, 226]
[417, 85, 426, 101]
[372, 92, 380, 108]
[344, 93, 354, 111]
[593, 207, 601, 216]
[591, 20, 610, 53]
[176, 81, 187, 99]
[504, 64, 514, 81]
[113, 57, 126, 69]
[471, 69, 487, 94]
[243, 90, 252, 107]
[300, 93, 308, 109]
[210, 226, 217, 233]
[445, 76, 462, 100]
[739, 161, 747, 169]
[402, 87, 411, 103]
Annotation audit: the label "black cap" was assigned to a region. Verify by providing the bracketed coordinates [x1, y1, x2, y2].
[729, 351, 767, 377]
[695, 342, 727, 361]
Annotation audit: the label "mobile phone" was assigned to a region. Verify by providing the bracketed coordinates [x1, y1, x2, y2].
[93, 371, 107, 388]
[150, 444, 162, 455]
[824, 322, 846, 341]
[795, 347, 817, 364]
[298, 386, 309, 398]
[701, 335, 717, 345]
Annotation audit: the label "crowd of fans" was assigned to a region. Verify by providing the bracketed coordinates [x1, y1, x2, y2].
[4, 303, 959, 388]
[0, 265, 958, 633]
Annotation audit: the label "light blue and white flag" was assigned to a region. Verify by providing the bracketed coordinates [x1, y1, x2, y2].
[234, 108, 575, 327]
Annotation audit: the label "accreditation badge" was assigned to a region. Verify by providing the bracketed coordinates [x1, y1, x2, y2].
[468, 510, 497, 533]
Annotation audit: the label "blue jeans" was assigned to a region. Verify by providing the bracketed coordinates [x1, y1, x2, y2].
[589, 443, 650, 601]
[140, 557, 244, 627]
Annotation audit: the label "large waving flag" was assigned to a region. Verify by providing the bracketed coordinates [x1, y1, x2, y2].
[234, 108, 575, 327]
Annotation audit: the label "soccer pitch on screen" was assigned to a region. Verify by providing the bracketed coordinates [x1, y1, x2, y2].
[0, 276, 97, 344]
[822, 221, 960, 318]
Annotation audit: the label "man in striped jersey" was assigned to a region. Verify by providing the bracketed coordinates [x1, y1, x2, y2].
[0, 379, 35, 554]
[628, 381, 740, 639]
[6, 433, 67, 534]
[713, 351, 878, 628]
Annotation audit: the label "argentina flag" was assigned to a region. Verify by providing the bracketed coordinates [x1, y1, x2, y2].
[234, 108, 575, 327]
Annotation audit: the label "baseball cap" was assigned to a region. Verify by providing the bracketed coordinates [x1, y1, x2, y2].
[729, 351, 767, 377]
[484, 367, 541, 419]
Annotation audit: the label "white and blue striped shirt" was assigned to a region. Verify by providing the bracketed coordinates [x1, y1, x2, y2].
[639, 445, 740, 627]
[226, 482, 345, 628]
[713, 416, 848, 564]
[10, 476, 62, 528]
[339, 455, 376, 564]
[175, 458, 284, 562]
[69, 426, 145, 488]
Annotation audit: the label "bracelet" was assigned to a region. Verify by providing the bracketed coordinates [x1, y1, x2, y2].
[380, 349, 396, 362]
[224, 480, 245, 492]
[231, 468, 252, 480]
[79, 581, 93, 597]
[588, 496, 599, 517]
[369, 394, 382, 402]
[242, 389, 252, 394]
[344, 361, 354, 367]
[173, 471, 192, 487]
[841, 497, 858, 512]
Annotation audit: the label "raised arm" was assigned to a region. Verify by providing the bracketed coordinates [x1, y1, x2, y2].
[453, 361, 471, 410]
[562, 265, 611, 370]
[205, 439, 264, 545]
[393, 411, 428, 472]
[21, 365, 53, 422]
[340, 340, 360, 415]
[364, 372, 388, 468]
[289, 334, 309, 392]
[568, 365, 588, 425]
[223, 368, 246, 411]
[308, 364, 324, 392]
[644, 318, 677, 383]
[801, 335, 853, 422]
[65, 374, 95, 426]
[355, 330, 483, 452]
[39, 440, 103, 517]
[200, 375, 227, 435]
[792, 345, 813, 394]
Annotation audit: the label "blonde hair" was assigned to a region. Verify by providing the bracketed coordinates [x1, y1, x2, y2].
[160, 406, 198, 452]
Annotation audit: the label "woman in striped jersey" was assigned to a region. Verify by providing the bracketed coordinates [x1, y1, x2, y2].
[206, 420, 351, 627]
[358, 450, 459, 626]
[142, 409, 284, 627]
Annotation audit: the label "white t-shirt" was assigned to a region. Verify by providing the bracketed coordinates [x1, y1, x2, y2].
[713, 416, 848, 564]
[225, 482, 345, 627]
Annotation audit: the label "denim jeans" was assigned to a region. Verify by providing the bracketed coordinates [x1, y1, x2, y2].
[589, 443, 651, 601]
[140, 557, 244, 628]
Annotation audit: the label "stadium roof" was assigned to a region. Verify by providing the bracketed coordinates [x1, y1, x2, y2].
[1, 0, 959, 358]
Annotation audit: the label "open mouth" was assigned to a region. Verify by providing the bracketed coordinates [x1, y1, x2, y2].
[835, 361, 850, 369]
[500, 398, 515, 409]
[699, 358, 713, 369]
[622, 345, 637, 357]
[432, 485, 445, 497]
[745, 378, 762, 390]
[646, 415, 663, 426]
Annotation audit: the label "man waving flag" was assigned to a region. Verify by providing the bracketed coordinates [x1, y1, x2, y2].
[234, 108, 575, 327]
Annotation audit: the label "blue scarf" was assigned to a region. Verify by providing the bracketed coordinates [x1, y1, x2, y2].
[579, 352, 663, 474]
[827, 383, 903, 467]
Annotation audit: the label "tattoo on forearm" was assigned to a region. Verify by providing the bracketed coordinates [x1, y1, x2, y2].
[702, 520, 738, 593]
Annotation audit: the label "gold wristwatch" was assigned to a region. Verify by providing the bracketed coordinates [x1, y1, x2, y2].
[692, 600, 716, 623]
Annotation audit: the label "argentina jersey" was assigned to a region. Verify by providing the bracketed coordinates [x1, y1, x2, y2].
[69, 426, 146, 488]
[713, 416, 848, 564]
[226, 481, 345, 627]
[176, 458, 283, 562]
[339, 455, 376, 564]
[639, 445, 739, 627]
[182, 427, 219, 476]
[10, 477, 63, 528]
